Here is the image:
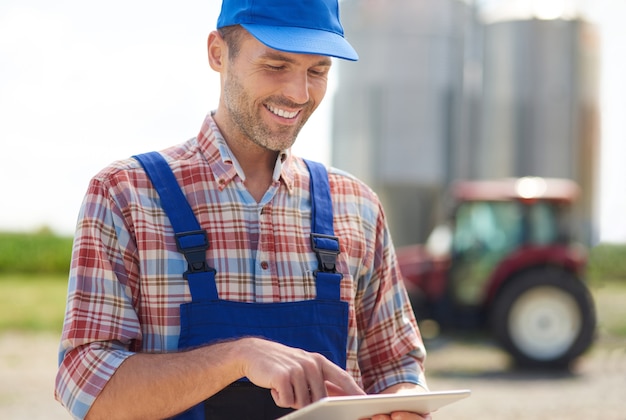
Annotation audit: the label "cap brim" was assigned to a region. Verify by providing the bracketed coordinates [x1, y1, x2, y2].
[241, 24, 358, 61]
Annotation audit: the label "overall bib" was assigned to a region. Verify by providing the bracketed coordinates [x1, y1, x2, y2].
[134, 152, 349, 420]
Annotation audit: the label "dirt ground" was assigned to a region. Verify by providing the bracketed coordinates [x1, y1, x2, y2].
[424, 335, 626, 419]
[1, 331, 624, 419]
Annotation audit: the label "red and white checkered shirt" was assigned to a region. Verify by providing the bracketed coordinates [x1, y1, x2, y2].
[55, 114, 427, 419]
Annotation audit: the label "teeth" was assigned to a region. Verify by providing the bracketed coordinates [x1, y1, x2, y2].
[267, 105, 298, 119]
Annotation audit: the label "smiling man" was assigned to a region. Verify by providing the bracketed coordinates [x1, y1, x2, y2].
[55, 1, 430, 419]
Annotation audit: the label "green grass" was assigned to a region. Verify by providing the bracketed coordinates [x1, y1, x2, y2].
[590, 281, 626, 338]
[0, 231, 73, 274]
[1, 274, 625, 340]
[587, 243, 626, 284]
[0, 232, 624, 338]
[0, 273, 67, 333]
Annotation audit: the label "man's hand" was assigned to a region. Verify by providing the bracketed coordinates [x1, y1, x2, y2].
[236, 337, 365, 409]
[86, 337, 363, 420]
[361, 383, 432, 420]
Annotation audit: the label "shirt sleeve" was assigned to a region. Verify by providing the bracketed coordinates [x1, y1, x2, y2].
[356, 202, 428, 394]
[55, 175, 141, 419]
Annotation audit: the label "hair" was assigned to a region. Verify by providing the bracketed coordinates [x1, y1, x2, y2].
[217, 25, 246, 61]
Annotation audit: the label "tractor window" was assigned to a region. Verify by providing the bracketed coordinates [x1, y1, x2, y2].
[527, 201, 570, 244]
[450, 201, 522, 305]
[527, 202, 557, 244]
[453, 201, 522, 255]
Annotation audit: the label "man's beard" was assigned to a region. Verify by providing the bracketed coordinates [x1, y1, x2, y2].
[223, 74, 311, 152]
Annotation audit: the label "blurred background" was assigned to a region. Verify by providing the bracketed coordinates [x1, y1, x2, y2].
[0, 0, 625, 243]
[1, 0, 625, 418]
[335, 0, 605, 247]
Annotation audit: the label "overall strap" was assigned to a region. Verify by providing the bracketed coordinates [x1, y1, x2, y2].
[303, 159, 343, 301]
[133, 152, 218, 300]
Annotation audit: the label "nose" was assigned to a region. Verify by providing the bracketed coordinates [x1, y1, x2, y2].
[282, 70, 310, 105]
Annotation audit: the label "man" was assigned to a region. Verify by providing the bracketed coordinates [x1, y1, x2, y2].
[55, 1, 430, 419]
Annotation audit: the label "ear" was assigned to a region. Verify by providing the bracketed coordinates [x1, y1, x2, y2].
[207, 31, 225, 71]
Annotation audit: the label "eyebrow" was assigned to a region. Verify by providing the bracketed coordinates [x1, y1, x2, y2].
[260, 51, 332, 67]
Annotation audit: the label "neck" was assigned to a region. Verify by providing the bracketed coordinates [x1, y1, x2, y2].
[213, 112, 280, 202]
[237, 148, 279, 203]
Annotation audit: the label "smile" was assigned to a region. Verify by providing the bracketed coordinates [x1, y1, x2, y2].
[266, 104, 299, 119]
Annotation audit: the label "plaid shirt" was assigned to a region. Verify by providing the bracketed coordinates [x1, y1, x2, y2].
[55, 114, 427, 419]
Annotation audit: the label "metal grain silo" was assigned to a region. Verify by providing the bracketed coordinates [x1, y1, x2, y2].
[332, 0, 600, 245]
[332, 0, 472, 245]
[477, 6, 600, 243]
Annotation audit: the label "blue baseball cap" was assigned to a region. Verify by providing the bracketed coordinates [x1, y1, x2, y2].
[217, 0, 358, 61]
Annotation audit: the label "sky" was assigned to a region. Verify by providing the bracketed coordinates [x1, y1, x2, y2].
[0, 0, 624, 243]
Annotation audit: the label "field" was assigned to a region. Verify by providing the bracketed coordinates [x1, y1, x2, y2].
[0, 232, 625, 418]
[1, 279, 625, 419]
[0, 232, 624, 335]
[0, 274, 67, 333]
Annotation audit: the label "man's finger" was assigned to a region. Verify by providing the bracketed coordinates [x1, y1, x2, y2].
[270, 378, 296, 408]
[321, 362, 365, 396]
[307, 375, 328, 402]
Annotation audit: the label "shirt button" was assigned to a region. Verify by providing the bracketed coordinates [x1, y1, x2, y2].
[260, 261, 269, 270]
[218, 179, 226, 186]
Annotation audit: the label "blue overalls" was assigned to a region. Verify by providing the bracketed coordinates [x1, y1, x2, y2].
[133, 152, 349, 420]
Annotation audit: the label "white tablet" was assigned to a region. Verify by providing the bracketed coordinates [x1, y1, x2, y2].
[277, 389, 471, 419]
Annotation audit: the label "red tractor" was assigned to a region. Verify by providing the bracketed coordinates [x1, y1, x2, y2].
[396, 177, 596, 368]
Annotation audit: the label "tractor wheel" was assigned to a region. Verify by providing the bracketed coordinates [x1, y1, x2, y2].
[490, 267, 595, 368]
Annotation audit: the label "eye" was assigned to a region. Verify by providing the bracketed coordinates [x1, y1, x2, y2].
[266, 64, 286, 71]
[309, 67, 329, 77]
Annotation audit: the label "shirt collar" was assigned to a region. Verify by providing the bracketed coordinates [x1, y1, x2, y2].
[196, 113, 295, 193]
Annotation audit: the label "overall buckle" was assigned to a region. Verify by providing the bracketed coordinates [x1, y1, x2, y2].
[310, 233, 340, 273]
[175, 230, 213, 276]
